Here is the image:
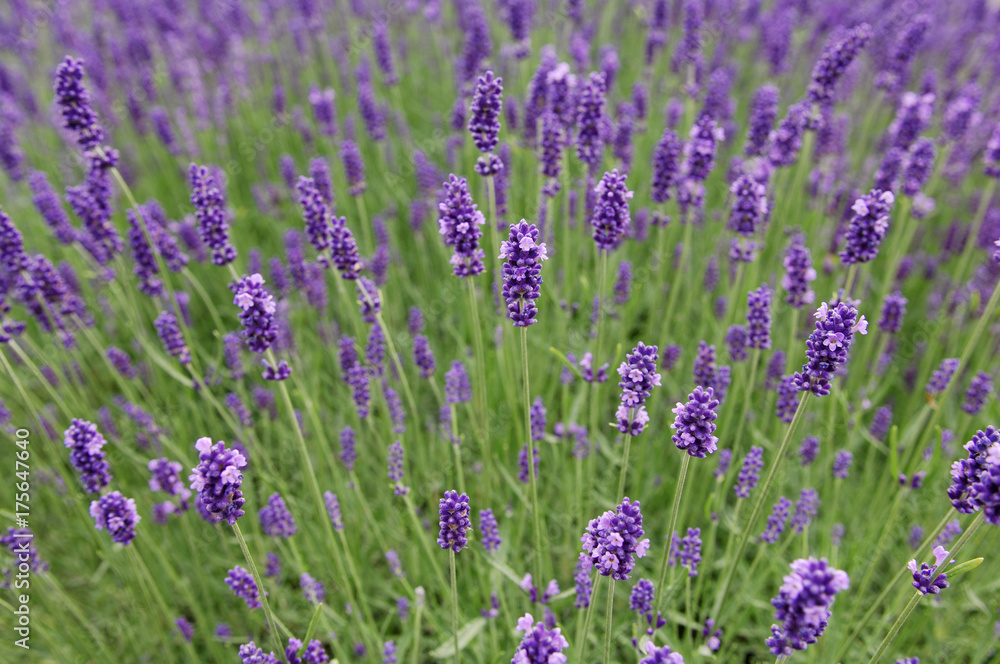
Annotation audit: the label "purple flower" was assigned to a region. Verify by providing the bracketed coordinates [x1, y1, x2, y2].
[747, 285, 773, 349]
[765, 557, 849, 656]
[726, 325, 748, 363]
[984, 122, 1000, 178]
[729, 175, 768, 237]
[54, 57, 106, 152]
[971, 441, 1000, 525]
[671, 386, 720, 458]
[330, 216, 362, 279]
[239, 642, 280, 664]
[356, 276, 381, 324]
[613, 261, 633, 306]
[878, 291, 907, 334]
[901, 138, 935, 196]
[616, 342, 661, 436]
[437, 490, 471, 553]
[382, 641, 397, 664]
[259, 493, 296, 538]
[746, 84, 779, 156]
[840, 190, 895, 265]
[581, 497, 650, 580]
[28, 171, 76, 245]
[592, 169, 633, 252]
[411, 334, 436, 379]
[889, 92, 935, 150]
[874, 147, 904, 192]
[678, 528, 702, 576]
[927, 358, 959, 395]
[908, 546, 951, 595]
[263, 552, 281, 578]
[511, 613, 570, 664]
[388, 440, 408, 496]
[438, 175, 486, 278]
[499, 221, 549, 326]
[445, 361, 472, 404]
[639, 642, 685, 664]
[287, 636, 329, 664]
[63, 419, 111, 494]
[300, 572, 326, 605]
[148, 458, 191, 506]
[309, 87, 337, 136]
[574, 553, 593, 609]
[539, 111, 565, 196]
[790, 488, 820, 533]
[807, 23, 872, 105]
[518, 444, 539, 484]
[296, 176, 332, 257]
[188, 163, 236, 266]
[781, 234, 816, 309]
[480, 509, 501, 553]
[833, 450, 853, 479]
[226, 565, 262, 609]
[339, 426, 357, 473]
[89, 491, 140, 545]
[761, 497, 792, 544]
[767, 101, 809, 167]
[651, 128, 682, 204]
[342, 140, 366, 196]
[679, 115, 723, 209]
[175, 616, 193, 642]
[469, 70, 503, 155]
[735, 447, 764, 498]
[799, 437, 820, 466]
[154, 310, 190, 366]
[962, 372, 993, 415]
[794, 302, 868, 397]
[323, 491, 343, 532]
[575, 72, 607, 167]
[189, 437, 247, 525]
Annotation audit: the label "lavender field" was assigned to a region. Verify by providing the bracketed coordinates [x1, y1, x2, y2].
[2, 1, 1000, 662]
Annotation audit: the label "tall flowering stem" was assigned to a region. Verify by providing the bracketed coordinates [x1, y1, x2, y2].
[711, 394, 809, 622]
[521, 327, 545, 587]
[655, 453, 690, 615]
[232, 521, 285, 657]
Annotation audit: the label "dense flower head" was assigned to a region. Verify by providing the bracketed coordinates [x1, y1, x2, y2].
[782, 234, 816, 308]
[678, 528, 702, 576]
[970, 441, 1000, 525]
[54, 56, 105, 152]
[539, 111, 565, 195]
[927, 358, 959, 395]
[188, 163, 236, 266]
[747, 285, 773, 349]
[616, 342, 661, 435]
[499, 221, 549, 326]
[511, 613, 570, 664]
[639, 641, 686, 664]
[592, 169, 633, 252]
[575, 71, 607, 166]
[339, 426, 356, 472]
[671, 386, 720, 458]
[726, 325, 747, 362]
[833, 450, 853, 479]
[126, 210, 163, 296]
[438, 174, 486, 277]
[356, 277, 381, 324]
[574, 553, 593, 609]
[735, 447, 764, 498]
[693, 341, 716, 388]
[962, 372, 993, 415]
[239, 642, 280, 664]
[765, 557, 849, 656]
[469, 70, 503, 154]
[479, 509, 501, 553]
[148, 458, 191, 504]
[90, 491, 140, 545]
[985, 122, 1000, 178]
[768, 101, 809, 167]
[794, 301, 868, 397]
[799, 437, 820, 466]
[581, 497, 649, 580]
[388, 440, 408, 496]
[226, 565, 262, 609]
[790, 488, 820, 532]
[296, 176, 332, 256]
[908, 546, 951, 595]
[259, 493, 296, 538]
[651, 128, 682, 203]
[807, 23, 872, 105]
[729, 175, 768, 236]
[746, 84, 779, 157]
[684, 114, 723, 184]
[437, 490, 471, 553]
[189, 437, 247, 525]
[154, 310, 190, 365]
[323, 491, 343, 531]
[901, 138, 935, 197]
[762, 497, 792, 543]
[879, 290, 907, 334]
[231, 274, 278, 353]
[329, 215, 362, 279]
[300, 572, 325, 605]
[63, 419, 111, 493]
[445, 361, 472, 403]
[840, 190, 894, 265]
[287, 636, 329, 664]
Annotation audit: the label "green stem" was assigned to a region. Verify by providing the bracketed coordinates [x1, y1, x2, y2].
[522, 327, 545, 586]
[655, 453, 691, 615]
[866, 591, 922, 664]
[232, 522, 284, 657]
[467, 278, 491, 494]
[712, 393, 809, 621]
[579, 574, 601, 664]
[603, 579, 616, 664]
[450, 549, 460, 664]
[615, 431, 633, 502]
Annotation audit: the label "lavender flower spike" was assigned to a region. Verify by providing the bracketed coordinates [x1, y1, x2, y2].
[437, 490, 471, 553]
[63, 419, 112, 493]
[90, 491, 140, 545]
[840, 190, 894, 265]
[54, 56, 105, 152]
[189, 163, 236, 266]
[765, 557, 849, 656]
[499, 221, 549, 327]
[189, 437, 247, 525]
[469, 71, 504, 173]
[794, 302, 868, 397]
[438, 175, 486, 278]
[616, 342, 661, 436]
[671, 386, 720, 458]
[581, 497, 650, 580]
[807, 23, 873, 105]
[511, 613, 570, 664]
[592, 169, 634, 252]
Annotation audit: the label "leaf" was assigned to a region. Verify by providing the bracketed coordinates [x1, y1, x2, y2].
[548, 347, 584, 381]
[300, 603, 324, 652]
[429, 618, 487, 658]
[947, 557, 984, 578]
[889, 424, 899, 480]
[483, 555, 526, 586]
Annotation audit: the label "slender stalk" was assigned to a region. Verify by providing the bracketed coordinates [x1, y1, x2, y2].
[232, 523, 284, 657]
[128, 545, 200, 661]
[450, 549, 460, 664]
[949, 178, 996, 294]
[655, 453, 691, 615]
[615, 431, 633, 502]
[411, 588, 425, 664]
[467, 279, 491, 492]
[728, 348, 761, 464]
[522, 327, 545, 586]
[450, 404, 466, 493]
[603, 579, 616, 664]
[712, 393, 809, 621]
[579, 574, 601, 664]
[866, 591, 922, 664]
